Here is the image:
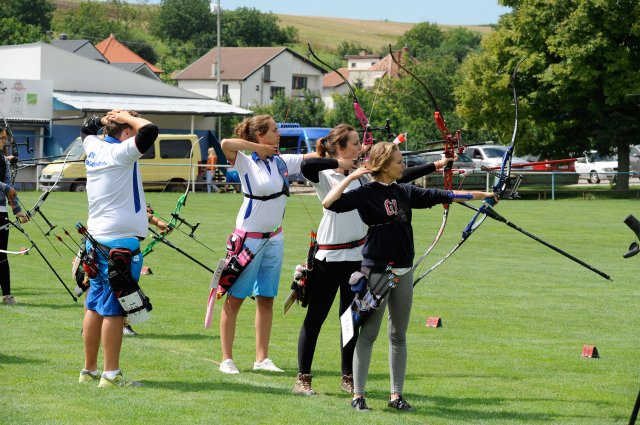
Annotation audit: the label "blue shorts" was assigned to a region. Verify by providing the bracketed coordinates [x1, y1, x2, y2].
[85, 237, 143, 317]
[227, 237, 283, 299]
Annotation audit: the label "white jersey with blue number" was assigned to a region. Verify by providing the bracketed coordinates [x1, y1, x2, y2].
[84, 134, 147, 239]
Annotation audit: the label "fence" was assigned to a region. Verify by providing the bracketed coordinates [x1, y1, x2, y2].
[20, 163, 640, 199]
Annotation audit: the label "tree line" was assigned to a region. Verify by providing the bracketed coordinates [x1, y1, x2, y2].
[2, 0, 638, 189]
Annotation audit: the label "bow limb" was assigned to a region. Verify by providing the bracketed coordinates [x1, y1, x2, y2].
[388, 45, 462, 271]
[7, 220, 77, 301]
[142, 138, 215, 257]
[0, 245, 32, 255]
[307, 44, 374, 146]
[416, 59, 526, 285]
[14, 145, 84, 256]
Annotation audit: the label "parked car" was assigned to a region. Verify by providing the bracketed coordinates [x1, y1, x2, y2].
[524, 157, 580, 186]
[465, 144, 531, 170]
[277, 123, 330, 185]
[39, 134, 202, 192]
[401, 150, 476, 170]
[630, 145, 640, 174]
[574, 151, 618, 183]
[401, 150, 485, 188]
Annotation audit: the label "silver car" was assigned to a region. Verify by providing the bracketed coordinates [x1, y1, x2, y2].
[465, 145, 531, 170]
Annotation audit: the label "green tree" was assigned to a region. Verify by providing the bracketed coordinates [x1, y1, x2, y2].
[157, 40, 205, 85]
[0, 17, 48, 45]
[336, 41, 373, 57]
[457, 0, 640, 189]
[326, 52, 474, 150]
[394, 22, 443, 59]
[268, 90, 325, 127]
[53, 1, 159, 65]
[154, 0, 214, 45]
[220, 7, 298, 47]
[0, 0, 55, 31]
[53, 1, 127, 40]
[439, 27, 482, 63]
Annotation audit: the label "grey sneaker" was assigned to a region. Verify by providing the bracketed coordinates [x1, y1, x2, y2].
[78, 369, 100, 383]
[2, 295, 16, 305]
[388, 395, 415, 412]
[98, 371, 142, 387]
[351, 397, 371, 412]
[122, 324, 137, 336]
[293, 373, 316, 395]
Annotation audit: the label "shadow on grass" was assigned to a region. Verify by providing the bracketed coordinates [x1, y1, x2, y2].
[0, 353, 47, 365]
[143, 379, 291, 395]
[400, 393, 617, 423]
[139, 332, 215, 341]
[315, 371, 618, 423]
[16, 301, 80, 310]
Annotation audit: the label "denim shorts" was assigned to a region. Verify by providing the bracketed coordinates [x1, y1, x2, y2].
[227, 237, 283, 299]
[85, 237, 143, 316]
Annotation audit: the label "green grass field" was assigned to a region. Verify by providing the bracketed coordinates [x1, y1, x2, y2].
[1, 190, 638, 424]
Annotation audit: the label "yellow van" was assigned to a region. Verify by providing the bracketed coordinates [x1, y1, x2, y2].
[39, 134, 201, 192]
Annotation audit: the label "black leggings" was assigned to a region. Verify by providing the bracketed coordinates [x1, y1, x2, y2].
[297, 259, 361, 375]
[0, 212, 10, 296]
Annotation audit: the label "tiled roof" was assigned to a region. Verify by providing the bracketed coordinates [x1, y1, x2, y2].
[173, 47, 325, 81]
[95, 34, 163, 74]
[323, 68, 349, 88]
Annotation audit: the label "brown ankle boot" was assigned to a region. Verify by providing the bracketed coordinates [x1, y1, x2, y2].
[293, 373, 316, 396]
[341, 374, 353, 393]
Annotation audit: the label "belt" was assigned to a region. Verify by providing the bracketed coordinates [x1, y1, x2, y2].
[318, 237, 365, 250]
[235, 226, 282, 239]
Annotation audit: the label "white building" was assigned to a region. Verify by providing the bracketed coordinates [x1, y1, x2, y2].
[0, 42, 251, 186]
[174, 47, 326, 108]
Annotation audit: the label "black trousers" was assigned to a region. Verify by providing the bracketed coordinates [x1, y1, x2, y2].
[0, 212, 11, 296]
[297, 259, 361, 375]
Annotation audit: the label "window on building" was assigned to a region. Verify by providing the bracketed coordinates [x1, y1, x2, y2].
[222, 84, 229, 97]
[270, 86, 285, 99]
[292, 76, 307, 90]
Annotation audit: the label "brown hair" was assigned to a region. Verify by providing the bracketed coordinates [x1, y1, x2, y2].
[367, 142, 399, 177]
[105, 110, 140, 139]
[315, 124, 356, 158]
[234, 115, 274, 143]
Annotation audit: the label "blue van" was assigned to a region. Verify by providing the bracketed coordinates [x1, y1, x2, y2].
[277, 123, 330, 184]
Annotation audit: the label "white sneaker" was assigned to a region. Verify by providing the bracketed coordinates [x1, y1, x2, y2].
[252, 358, 284, 372]
[219, 359, 240, 374]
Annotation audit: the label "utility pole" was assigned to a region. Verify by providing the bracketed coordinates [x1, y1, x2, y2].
[213, 1, 222, 139]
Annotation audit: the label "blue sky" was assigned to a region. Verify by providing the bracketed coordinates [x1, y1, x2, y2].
[140, 0, 512, 25]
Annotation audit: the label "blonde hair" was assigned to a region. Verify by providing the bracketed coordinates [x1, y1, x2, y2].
[234, 115, 274, 143]
[367, 142, 399, 177]
[315, 124, 356, 158]
[208, 147, 215, 155]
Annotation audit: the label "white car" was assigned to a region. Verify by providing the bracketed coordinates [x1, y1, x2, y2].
[630, 145, 640, 174]
[465, 144, 531, 170]
[574, 151, 617, 183]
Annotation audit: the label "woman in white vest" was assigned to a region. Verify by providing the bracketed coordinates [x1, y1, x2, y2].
[217, 115, 317, 374]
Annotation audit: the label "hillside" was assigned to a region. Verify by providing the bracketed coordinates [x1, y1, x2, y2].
[277, 14, 493, 52]
[51, 1, 492, 54]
